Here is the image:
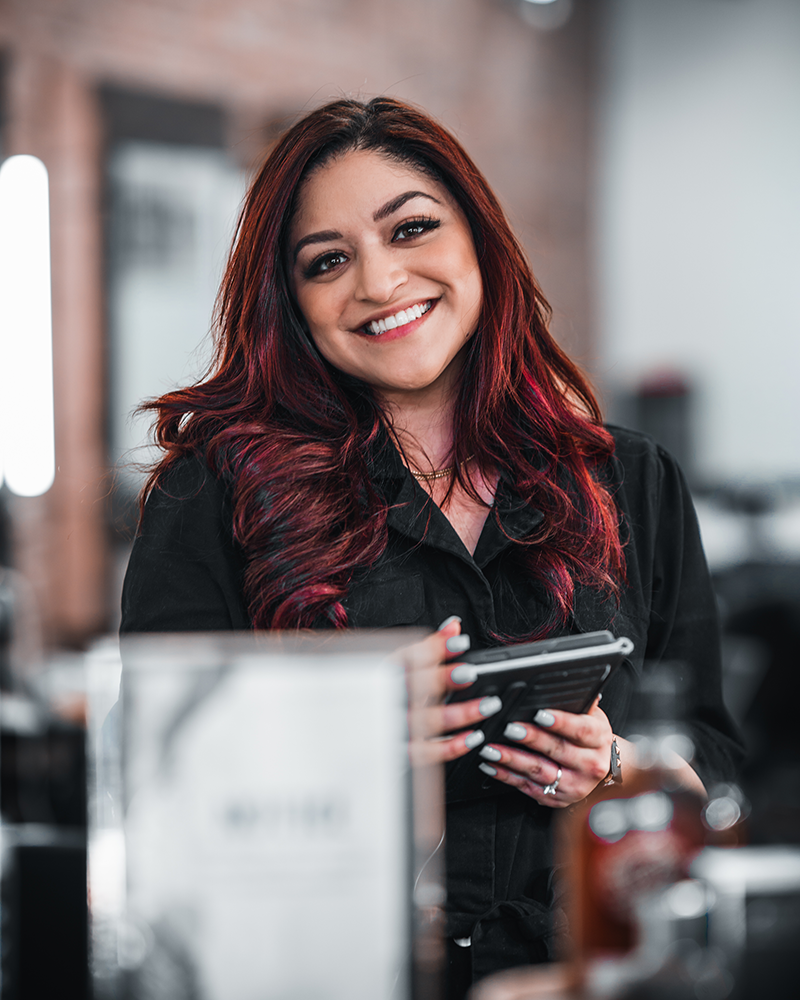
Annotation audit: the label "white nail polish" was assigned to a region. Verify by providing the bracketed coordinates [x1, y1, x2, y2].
[437, 615, 462, 630]
[450, 665, 477, 685]
[504, 723, 527, 740]
[479, 746, 502, 762]
[464, 730, 485, 750]
[479, 696, 502, 718]
[478, 762, 497, 777]
[446, 634, 471, 654]
[534, 709, 555, 728]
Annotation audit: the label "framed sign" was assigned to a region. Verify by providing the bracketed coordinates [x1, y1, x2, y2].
[88, 631, 444, 1000]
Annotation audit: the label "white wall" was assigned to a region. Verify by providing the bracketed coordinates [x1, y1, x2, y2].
[595, 0, 800, 484]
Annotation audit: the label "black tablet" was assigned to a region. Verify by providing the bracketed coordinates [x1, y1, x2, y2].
[444, 630, 633, 802]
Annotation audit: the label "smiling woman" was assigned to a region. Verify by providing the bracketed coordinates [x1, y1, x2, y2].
[289, 150, 483, 442]
[120, 97, 743, 998]
[289, 152, 482, 404]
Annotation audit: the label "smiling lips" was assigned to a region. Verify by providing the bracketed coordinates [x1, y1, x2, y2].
[362, 299, 433, 336]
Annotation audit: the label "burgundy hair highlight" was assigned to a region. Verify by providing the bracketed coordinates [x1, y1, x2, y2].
[140, 97, 624, 634]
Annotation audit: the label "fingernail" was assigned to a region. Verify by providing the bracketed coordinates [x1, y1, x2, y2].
[504, 722, 527, 740]
[479, 746, 502, 762]
[450, 665, 477, 685]
[464, 730, 485, 750]
[479, 696, 502, 718]
[597, 693, 603, 702]
[446, 634, 471, 654]
[438, 615, 462, 630]
[534, 709, 556, 728]
[478, 762, 497, 777]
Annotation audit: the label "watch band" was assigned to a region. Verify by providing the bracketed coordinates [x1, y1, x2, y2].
[603, 737, 622, 786]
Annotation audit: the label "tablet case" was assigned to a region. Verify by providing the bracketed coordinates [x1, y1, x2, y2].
[444, 631, 633, 802]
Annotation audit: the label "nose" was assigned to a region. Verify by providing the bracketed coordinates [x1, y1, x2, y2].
[353, 246, 407, 304]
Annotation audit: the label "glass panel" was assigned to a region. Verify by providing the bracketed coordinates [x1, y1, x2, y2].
[87, 631, 443, 1000]
[107, 142, 244, 496]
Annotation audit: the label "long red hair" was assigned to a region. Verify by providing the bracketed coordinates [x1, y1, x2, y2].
[141, 97, 624, 633]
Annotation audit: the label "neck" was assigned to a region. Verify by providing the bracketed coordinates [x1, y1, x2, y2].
[379, 382, 458, 474]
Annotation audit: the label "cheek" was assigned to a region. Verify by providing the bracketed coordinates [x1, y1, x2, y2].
[460, 262, 483, 330]
[306, 326, 358, 378]
[445, 236, 482, 309]
[295, 289, 349, 349]
[294, 286, 323, 329]
[293, 289, 338, 356]
[307, 326, 339, 362]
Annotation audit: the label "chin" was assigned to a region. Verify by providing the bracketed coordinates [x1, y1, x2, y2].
[378, 376, 443, 394]
[377, 363, 454, 393]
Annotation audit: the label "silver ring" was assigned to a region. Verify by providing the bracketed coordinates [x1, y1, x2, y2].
[543, 768, 562, 796]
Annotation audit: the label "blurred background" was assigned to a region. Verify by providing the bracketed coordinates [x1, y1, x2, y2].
[1, 0, 799, 827]
[1, 1, 799, 996]
[0, 0, 798, 808]
[1, 0, 799, 650]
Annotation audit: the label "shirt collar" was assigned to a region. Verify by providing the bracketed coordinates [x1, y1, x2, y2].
[472, 480, 544, 567]
[367, 430, 544, 563]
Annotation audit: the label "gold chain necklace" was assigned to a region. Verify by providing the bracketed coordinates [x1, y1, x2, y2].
[409, 456, 474, 482]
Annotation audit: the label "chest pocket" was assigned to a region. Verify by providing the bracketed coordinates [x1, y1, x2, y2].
[343, 572, 426, 628]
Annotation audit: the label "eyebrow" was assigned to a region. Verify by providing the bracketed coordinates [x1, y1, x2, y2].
[372, 190, 441, 222]
[292, 229, 343, 263]
[292, 190, 442, 262]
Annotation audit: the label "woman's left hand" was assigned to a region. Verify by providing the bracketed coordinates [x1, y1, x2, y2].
[477, 699, 613, 808]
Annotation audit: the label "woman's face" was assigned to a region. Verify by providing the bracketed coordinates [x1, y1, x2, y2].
[288, 149, 483, 401]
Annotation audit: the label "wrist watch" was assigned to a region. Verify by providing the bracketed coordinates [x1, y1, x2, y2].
[603, 737, 623, 786]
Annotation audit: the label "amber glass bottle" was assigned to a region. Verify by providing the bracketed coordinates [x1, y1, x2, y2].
[561, 667, 706, 964]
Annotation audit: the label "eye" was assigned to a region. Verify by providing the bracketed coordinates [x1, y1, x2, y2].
[392, 216, 441, 242]
[303, 250, 348, 278]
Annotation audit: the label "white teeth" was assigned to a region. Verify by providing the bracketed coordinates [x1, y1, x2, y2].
[365, 301, 431, 336]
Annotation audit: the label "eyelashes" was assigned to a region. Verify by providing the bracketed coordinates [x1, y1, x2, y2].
[392, 215, 441, 241]
[302, 250, 348, 279]
[301, 216, 442, 279]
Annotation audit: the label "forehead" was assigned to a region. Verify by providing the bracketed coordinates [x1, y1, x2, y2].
[290, 148, 448, 234]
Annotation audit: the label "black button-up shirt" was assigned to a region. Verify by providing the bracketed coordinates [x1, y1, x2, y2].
[121, 424, 744, 981]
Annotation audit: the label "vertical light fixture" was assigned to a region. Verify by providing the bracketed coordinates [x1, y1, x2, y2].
[0, 154, 55, 497]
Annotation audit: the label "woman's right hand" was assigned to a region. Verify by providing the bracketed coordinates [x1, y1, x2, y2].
[404, 617, 502, 766]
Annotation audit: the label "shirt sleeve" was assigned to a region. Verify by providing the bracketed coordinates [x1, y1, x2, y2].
[636, 438, 745, 786]
[120, 455, 250, 634]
